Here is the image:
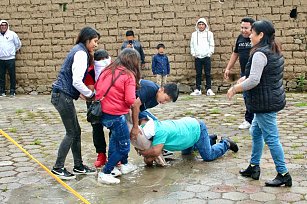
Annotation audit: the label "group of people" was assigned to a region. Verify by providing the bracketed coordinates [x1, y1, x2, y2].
[48, 16, 291, 187]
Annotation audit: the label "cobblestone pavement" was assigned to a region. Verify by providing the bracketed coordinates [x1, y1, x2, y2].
[0, 93, 306, 204]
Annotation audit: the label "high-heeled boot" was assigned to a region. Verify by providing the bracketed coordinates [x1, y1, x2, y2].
[239, 164, 260, 180]
[265, 172, 292, 187]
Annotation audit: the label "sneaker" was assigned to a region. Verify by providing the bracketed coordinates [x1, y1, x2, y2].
[10, 93, 15, 98]
[221, 137, 239, 153]
[73, 164, 96, 175]
[98, 172, 120, 184]
[190, 89, 202, 96]
[162, 149, 174, 159]
[120, 163, 137, 175]
[94, 153, 107, 168]
[206, 89, 215, 96]
[0, 93, 6, 97]
[238, 120, 251, 129]
[51, 167, 76, 180]
[111, 166, 122, 177]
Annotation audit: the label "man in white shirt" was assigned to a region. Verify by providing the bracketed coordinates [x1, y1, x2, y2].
[190, 17, 215, 96]
[0, 20, 21, 97]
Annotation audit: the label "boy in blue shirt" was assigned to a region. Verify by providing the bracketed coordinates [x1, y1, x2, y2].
[152, 43, 170, 87]
[137, 117, 238, 165]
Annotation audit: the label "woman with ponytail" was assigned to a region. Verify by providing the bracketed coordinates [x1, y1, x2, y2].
[226, 20, 292, 187]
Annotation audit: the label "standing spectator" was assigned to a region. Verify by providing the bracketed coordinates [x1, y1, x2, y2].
[224, 17, 255, 129]
[227, 20, 292, 187]
[95, 48, 141, 184]
[51, 27, 100, 180]
[152, 43, 170, 87]
[190, 17, 215, 96]
[121, 30, 145, 68]
[0, 20, 21, 97]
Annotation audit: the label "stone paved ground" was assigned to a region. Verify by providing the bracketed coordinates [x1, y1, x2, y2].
[0, 93, 306, 204]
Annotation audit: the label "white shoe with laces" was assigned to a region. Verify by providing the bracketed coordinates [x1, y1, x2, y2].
[206, 89, 215, 96]
[98, 172, 120, 184]
[111, 166, 122, 177]
[190, 89, 202, 96]
[120, 163, 137, 175]
[238, 120, 251, 129]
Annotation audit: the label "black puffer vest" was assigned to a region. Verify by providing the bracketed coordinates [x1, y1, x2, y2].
[245, 45, 286, 113]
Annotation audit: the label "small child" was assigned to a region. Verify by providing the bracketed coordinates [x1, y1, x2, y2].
[84, 49, 112, 168]
[151, 43, 170, 87]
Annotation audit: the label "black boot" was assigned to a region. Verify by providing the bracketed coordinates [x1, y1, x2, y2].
[239, 164, 260, 180]
[265, 172, 292, 187]
[221, 137, 239, 152]
[209, 134, 217, 146]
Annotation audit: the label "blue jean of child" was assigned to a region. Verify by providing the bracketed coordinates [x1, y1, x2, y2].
[139, 110, 158, 121]
[182, 121, 229, 161]
[101, 113, 130, 174]
[250, 112, 288, 174]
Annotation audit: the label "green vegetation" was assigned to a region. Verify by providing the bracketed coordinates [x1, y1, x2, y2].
[294, 102, 307, 107]
[8, 127, 17, 133]
[293, 154, 304, 159]
[180, 96, 194, 101]
[15, 109, 25, 114]
[209, 108, 221, 114]
[26, 111, 36, 119]
[31, 139, 41, 145]
[297, 75, 306, 92]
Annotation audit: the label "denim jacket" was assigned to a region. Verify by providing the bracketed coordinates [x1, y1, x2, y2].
[151, 53, 170, 76]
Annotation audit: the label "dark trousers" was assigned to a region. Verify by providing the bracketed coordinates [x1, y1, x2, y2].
[0, 59, 16, 94]
[51, 90, 83, 168]
[86, 102, 107, 154]
[244, 95, 254, 124]
[195, 57, 212, 91]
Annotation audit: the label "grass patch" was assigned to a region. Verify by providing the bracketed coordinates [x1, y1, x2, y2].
[294, 102, 307, 107]
[291, 144, 300, 150]
[8, 127, 17, 133]
[31, 139, 41, 145]
[180, 96, 194, 101]
[26, 111, 36, 119]
[1, 185, 8, 192]
[184, 110, 194, 116]
[16, 109, 25, 114]
[209, 108, 221, 114]
[304, 123, 307, 127]
[293, 154, 304, 159]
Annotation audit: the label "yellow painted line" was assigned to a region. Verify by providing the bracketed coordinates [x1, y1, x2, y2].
[0, 129, 91, 204]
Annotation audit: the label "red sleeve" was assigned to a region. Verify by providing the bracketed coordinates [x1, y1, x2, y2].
[124, 73, 136, 107]
[84, 65, 95, 86]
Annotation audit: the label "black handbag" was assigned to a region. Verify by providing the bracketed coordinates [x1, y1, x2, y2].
[87, 71, 123, 124]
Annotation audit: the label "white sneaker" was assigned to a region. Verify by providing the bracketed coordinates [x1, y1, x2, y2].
[238, 120, 251, 129]
[111, 166, 122, 177]
[190, 89, 202, 96]
[206, 89, 215, 96]
[98, 172, 120, 184]
[120, 163, 137, 175]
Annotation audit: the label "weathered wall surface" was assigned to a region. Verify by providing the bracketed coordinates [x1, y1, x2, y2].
[1, 0, 306, 94]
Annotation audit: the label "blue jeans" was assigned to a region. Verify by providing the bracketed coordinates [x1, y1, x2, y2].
[250, 112, 288, 174]
[195, 57, 212, 90]
[101, 114, 130, 174]
[0, 59, 16, 94]
[182, 121, 229, 161]
[51, 90, 83, 168]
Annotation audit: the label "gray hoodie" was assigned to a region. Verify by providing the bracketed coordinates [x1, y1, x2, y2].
[190, 18, 214, 58]
[0, 20, 22, 60]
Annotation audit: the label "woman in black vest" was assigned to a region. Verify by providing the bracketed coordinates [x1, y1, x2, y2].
[226, 20, 292, 187]
[51, 27, 100, 180]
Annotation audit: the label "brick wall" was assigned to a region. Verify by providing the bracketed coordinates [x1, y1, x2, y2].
[1, 0, 306, 94]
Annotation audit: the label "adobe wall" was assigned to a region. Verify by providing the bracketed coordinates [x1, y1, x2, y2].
[1, 0, 306, 94]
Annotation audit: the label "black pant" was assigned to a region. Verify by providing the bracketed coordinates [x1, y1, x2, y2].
[86, 102, 106, 153]
[195, 57, 212, 91]
[244, 96, 254, 124]
[0, 59, 16, 94]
